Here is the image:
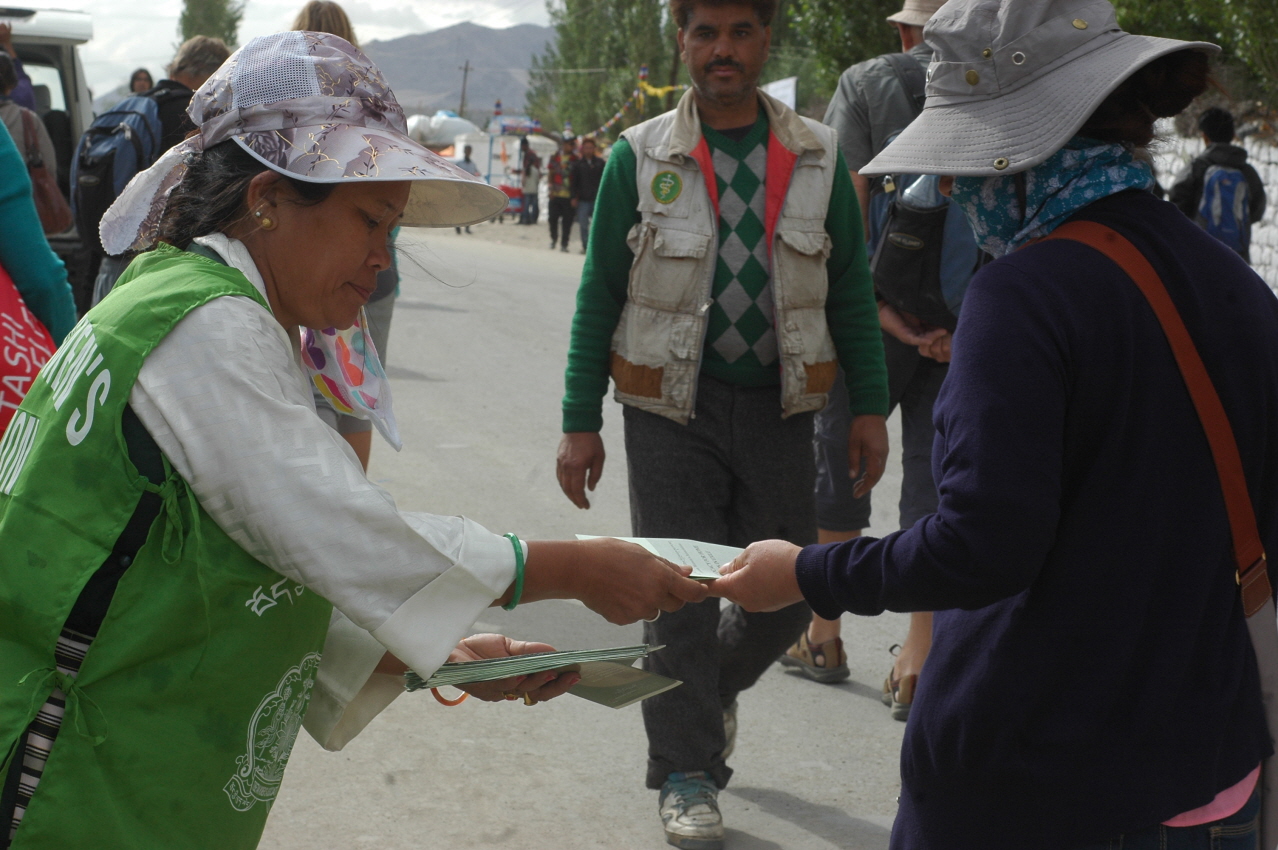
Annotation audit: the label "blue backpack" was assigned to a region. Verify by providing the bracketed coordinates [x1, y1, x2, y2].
[70, 94, 165, 251]
[1195, 163, 1251, 256]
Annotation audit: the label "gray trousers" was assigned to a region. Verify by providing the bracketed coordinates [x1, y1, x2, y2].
[814, 332, 948, 531]
[624, 375, 815, 790]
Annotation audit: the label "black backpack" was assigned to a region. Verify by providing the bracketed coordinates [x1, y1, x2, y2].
[866, 54, 986, 331]
[70, 88, 185, 253]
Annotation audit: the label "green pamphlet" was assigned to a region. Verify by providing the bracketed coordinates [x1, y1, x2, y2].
[405, 645, 681, 709]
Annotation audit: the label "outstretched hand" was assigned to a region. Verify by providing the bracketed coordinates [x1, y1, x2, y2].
[705, 540, 804, 612]
[449, 633, 581, 704]
[571, 537, 709, 624]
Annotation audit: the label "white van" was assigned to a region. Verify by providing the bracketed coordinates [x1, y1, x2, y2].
[5, 6, 94, 308]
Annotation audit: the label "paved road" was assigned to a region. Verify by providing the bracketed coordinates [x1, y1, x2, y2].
[259, 224, 913, 850]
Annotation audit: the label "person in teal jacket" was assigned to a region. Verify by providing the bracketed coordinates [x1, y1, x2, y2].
[0, 121, 75, 343]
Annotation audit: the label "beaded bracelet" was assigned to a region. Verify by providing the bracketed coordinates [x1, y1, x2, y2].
[502, 533, 525, 611]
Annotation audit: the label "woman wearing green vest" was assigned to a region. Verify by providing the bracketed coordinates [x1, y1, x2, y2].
[0, 32, 706, 849]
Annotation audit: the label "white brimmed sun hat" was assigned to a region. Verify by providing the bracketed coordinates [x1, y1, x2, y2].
[101, 31, 508, 255]
[860, 0, 1218, 178]
[886, 0, 948, 28]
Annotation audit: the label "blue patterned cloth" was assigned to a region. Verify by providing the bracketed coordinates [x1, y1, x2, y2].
[951, 136, 1155, 257]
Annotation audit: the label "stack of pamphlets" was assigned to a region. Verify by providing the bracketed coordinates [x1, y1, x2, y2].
[405, 645, 682, 709]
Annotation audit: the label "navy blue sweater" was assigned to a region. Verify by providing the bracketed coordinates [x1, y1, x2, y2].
[796, 190, 1278, 848]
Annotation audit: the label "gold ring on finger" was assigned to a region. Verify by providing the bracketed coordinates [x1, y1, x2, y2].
[523, 693, 537, 706]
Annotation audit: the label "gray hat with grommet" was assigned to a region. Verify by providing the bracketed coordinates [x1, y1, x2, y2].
[861, 0, 1218, 177]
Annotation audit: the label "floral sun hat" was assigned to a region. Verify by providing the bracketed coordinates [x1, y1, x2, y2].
[100, 30, 507, 255]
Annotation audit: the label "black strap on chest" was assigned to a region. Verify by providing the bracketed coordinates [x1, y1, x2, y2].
[0, 406, 165, 844]
[883, 52, 927, 117]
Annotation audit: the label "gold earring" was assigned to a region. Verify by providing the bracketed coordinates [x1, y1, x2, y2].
[254, 209, 276, 230]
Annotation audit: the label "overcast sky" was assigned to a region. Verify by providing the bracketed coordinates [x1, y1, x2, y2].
[49, 0, 551, 98]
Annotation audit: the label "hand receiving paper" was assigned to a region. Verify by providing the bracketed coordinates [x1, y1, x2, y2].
[705, 540, 805, 612]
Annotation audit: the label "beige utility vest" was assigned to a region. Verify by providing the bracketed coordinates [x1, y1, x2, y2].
[611, 89, 840, 424]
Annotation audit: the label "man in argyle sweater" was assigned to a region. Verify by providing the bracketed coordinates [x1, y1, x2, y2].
[556, 1, 887, 846]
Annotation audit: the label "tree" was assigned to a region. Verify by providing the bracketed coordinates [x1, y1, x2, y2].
[790, 0, 900, 97]
[528, 0, 676, 140]
[1123, 0, 1277, 105]
[792, 0, 1277, 111]
[180, 0, 244, 49]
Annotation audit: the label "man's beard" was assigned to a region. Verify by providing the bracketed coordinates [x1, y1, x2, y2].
[696, 57, 755, 107]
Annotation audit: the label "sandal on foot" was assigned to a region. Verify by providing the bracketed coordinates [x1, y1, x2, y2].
[779, 632, 850, 683]
[881, 671, 916, 722]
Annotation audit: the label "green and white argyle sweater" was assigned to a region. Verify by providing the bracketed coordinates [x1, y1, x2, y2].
[701, 114, 779, 388]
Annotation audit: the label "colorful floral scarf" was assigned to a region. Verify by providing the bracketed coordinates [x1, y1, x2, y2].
[951, 136, 1155, 257]
[301, 313, 402, 450]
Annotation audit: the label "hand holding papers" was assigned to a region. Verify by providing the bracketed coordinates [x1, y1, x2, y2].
[703, 539, 807, 613]
[406, 644, 681, 709]
[424, 633, 583, 705]
[576, 536, 743, 580]
[525, 537, 709, 624]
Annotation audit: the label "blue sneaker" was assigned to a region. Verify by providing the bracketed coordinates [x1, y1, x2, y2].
[658, 771, 724, 849]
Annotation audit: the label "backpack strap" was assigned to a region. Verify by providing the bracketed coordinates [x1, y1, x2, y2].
[17, 108, 40, 167]
[882, 52, 926, 117]
[1042, 220, 1269, 613]
[147, 85, 190, 106]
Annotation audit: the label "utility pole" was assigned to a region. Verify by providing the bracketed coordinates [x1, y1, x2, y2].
[458, 60, 471, 119]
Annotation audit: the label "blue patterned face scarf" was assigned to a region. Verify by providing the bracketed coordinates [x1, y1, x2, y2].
[951, 136, 1155, 257]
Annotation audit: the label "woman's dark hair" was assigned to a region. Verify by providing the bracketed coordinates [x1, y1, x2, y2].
[130, 68, 153, 89]
[669, 0, 776, 29]
[1078, 49, 1211, 147]
[0, 54, 18, 96]
[158, 140, 336, 249]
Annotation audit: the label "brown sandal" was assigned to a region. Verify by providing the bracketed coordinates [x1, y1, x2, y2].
[881, 670, 916, 722]
[779, 631, 850, 683]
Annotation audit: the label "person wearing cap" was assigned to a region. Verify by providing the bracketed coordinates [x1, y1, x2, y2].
[0, 32, 706, 850]
[556, 0, 888, 845]
[709, 0, 1278, 846]
[781, 0, 951, 714]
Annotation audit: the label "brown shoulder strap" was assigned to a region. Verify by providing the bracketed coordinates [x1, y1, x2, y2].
[18, 108, 38, 163]
[1043, 220, 1270, 616]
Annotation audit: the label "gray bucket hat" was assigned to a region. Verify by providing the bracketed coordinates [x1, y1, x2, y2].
[101, 31, 507, 255]
[861, 0, 1218, 177]
[886, 0, 947, 28]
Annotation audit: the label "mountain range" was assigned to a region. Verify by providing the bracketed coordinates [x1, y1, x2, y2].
[363, 22, 552, 121]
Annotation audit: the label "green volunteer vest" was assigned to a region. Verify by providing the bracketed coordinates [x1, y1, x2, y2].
[0, 244, 333, 848]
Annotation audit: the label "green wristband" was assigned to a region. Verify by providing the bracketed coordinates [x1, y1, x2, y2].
[502, 533, 525, 611]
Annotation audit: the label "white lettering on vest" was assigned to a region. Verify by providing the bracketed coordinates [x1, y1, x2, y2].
[41, 321, 102, 412]
[65, 368, 111, 447]
[246, 579, 305, 616]
[0, 410, 39, 494]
